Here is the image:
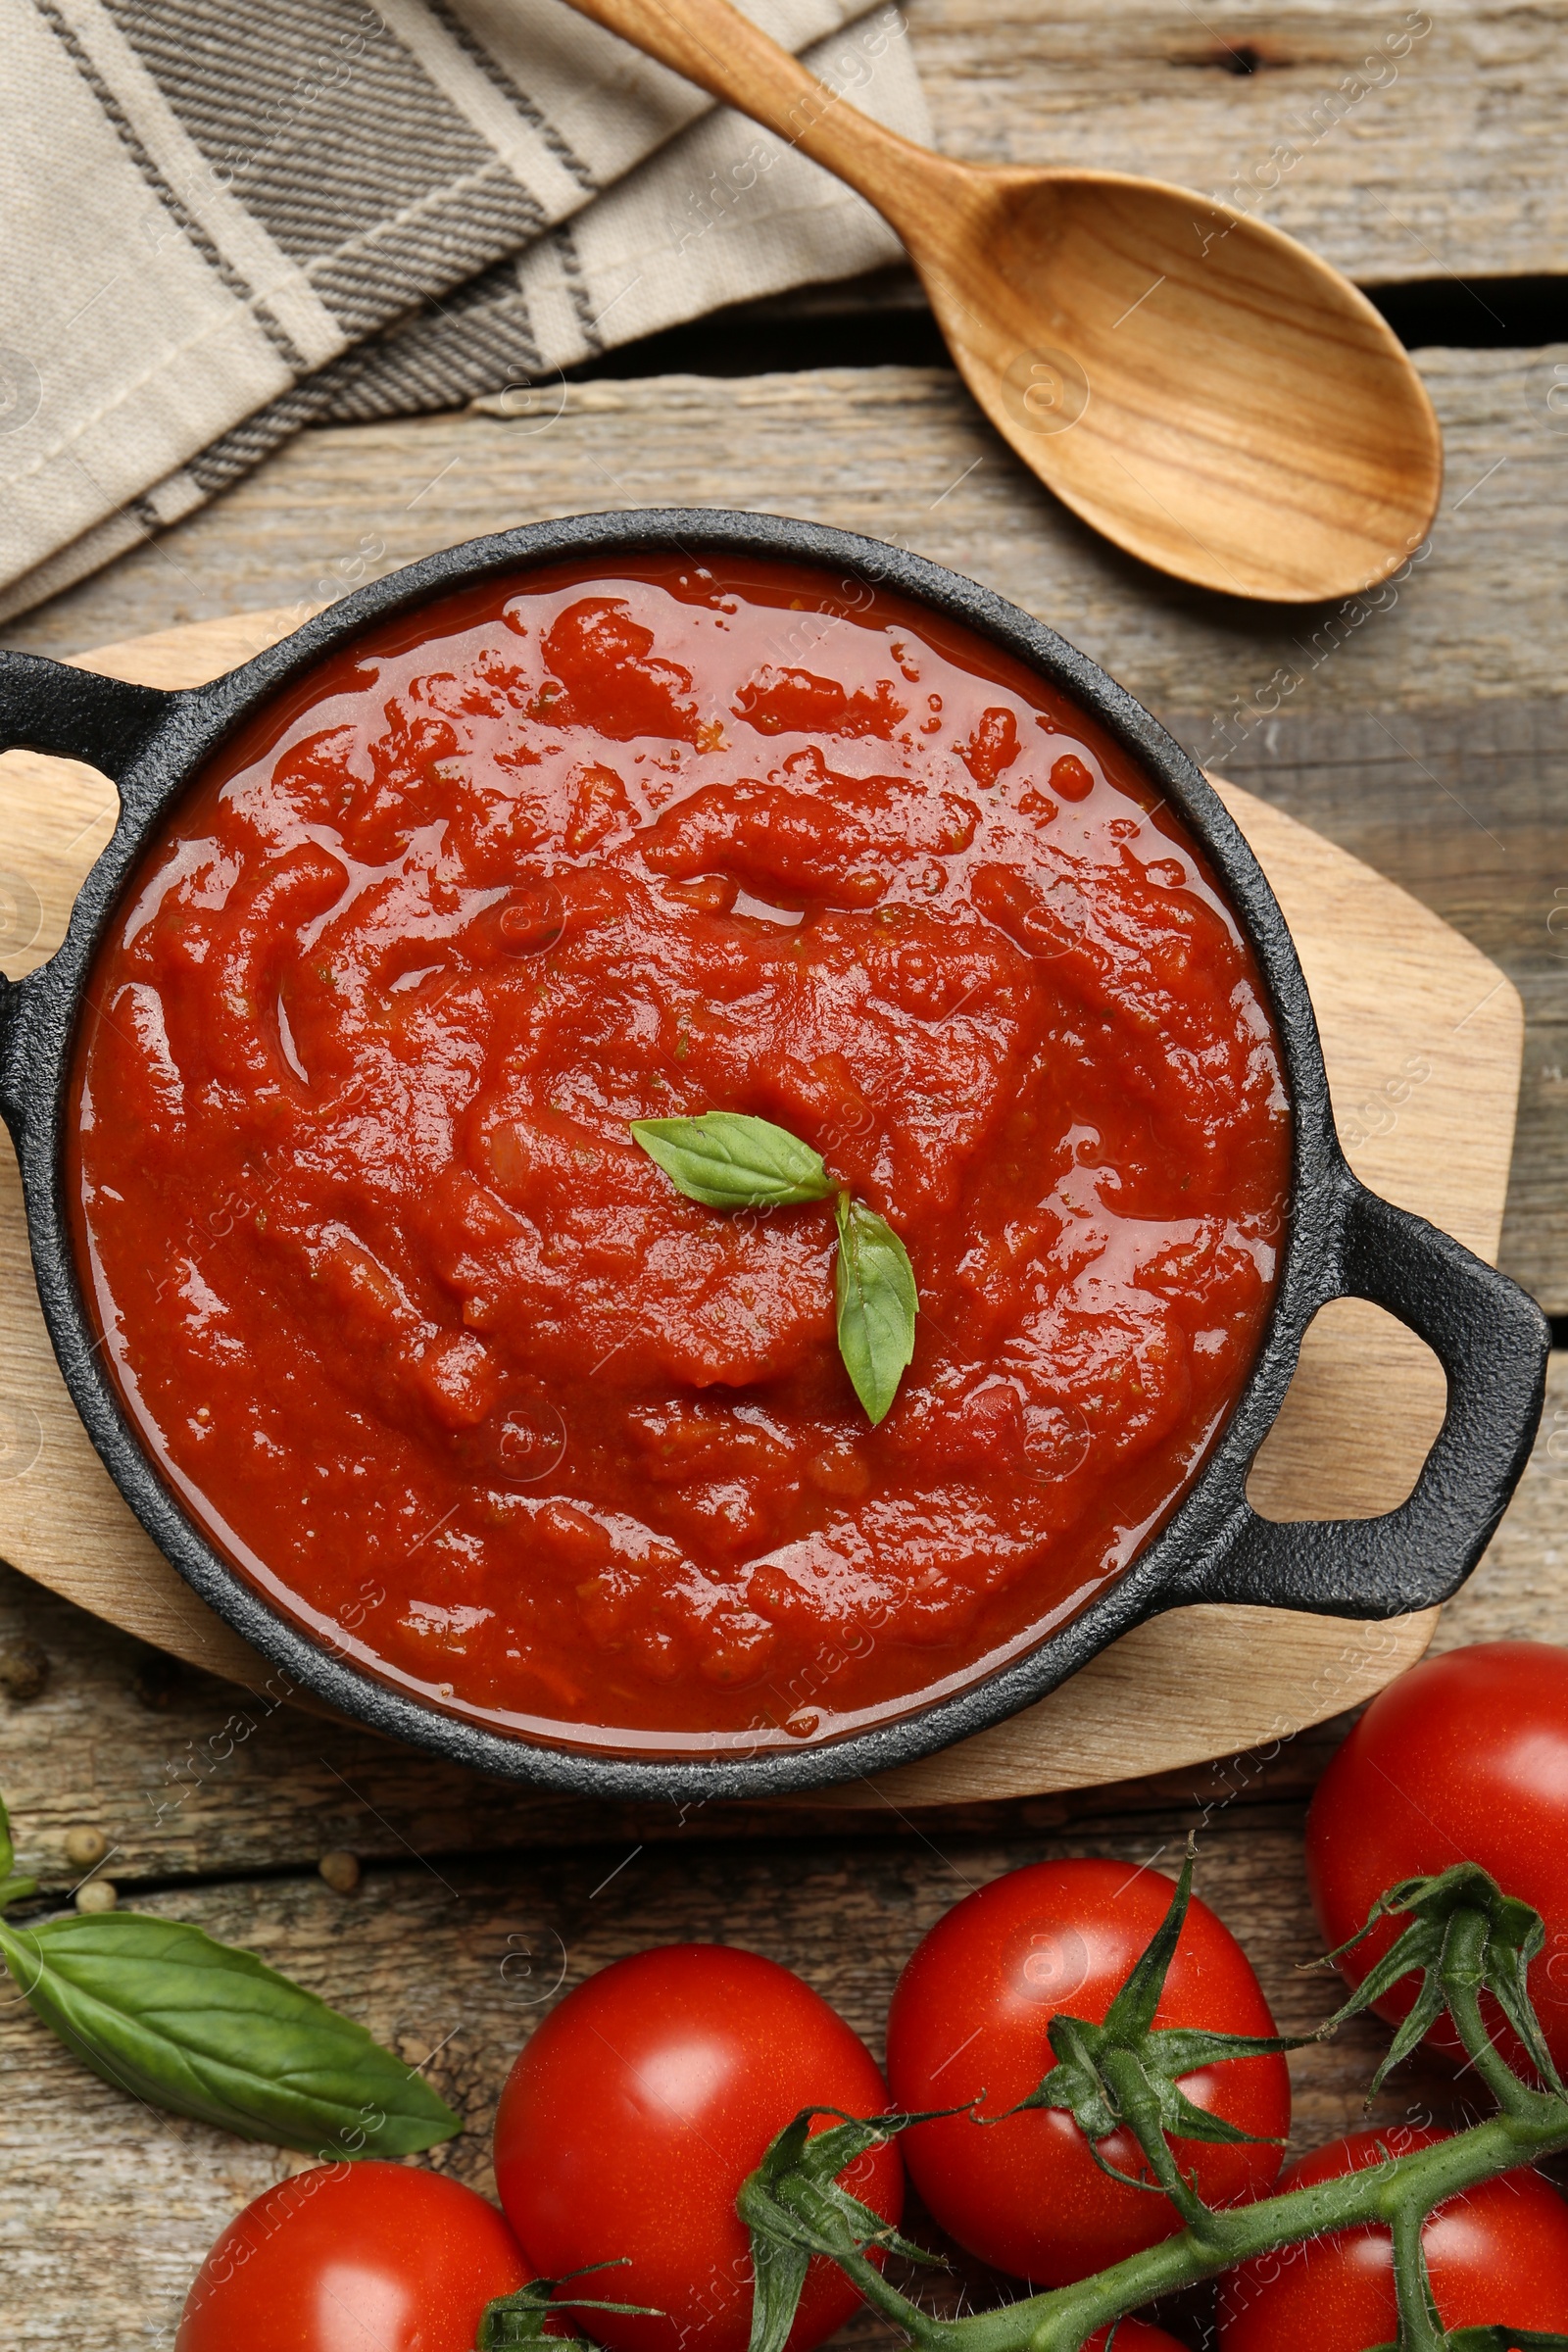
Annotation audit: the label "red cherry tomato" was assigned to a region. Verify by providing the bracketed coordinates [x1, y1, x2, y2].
[493, 1944, 902, 2352]
[885, 1859, 1290, 2286]
[175, 2160, 531, 2352]
[1216, 2126, 1568, 2347]
[1307, 1641, 1568, 2075]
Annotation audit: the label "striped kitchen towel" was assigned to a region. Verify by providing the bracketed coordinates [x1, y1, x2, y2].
[1, 0, 927, 620]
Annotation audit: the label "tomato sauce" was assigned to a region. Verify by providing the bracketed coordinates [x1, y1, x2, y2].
[68, 555, 1290, 1753]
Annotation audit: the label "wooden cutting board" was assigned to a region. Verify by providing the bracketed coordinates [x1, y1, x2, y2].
[0, 610, 1526, 1803]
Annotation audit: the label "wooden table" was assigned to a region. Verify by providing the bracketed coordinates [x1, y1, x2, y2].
[2, 5, 1566, 2341]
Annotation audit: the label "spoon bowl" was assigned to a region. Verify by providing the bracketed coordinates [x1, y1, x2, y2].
[916, 166, 1443, 601]
[556, 0, 1442, 602]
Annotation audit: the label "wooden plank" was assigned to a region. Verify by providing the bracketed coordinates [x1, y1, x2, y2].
[1, 605, 1533, 1802]
[1434, 1348, 1568, 1656]
[905, 0, 1568, 285]
[1196, 698, 1568, 1310]
[2, 350, 1560, 714]
[0, 1819, 1513, 2350]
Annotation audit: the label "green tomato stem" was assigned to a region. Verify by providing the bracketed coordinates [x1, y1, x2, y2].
[1389, 2196, 1446, 2352]
[773, 2108, 1568, 2352]
[895, 2109, 1568, 2352]
[1438, 1909, 1557, 2121]
[811, 2239, 962, 2352]
[1093, 2048, 1224, 2246]
[1445, 1972, 1554, 2121]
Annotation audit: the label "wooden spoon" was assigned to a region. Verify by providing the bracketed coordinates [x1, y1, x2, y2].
[556, 0, 1442, 602]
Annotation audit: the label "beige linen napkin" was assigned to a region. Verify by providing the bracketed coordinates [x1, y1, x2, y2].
[0, 0, 928, 620]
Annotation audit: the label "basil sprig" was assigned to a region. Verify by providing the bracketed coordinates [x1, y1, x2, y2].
[630, 1108, 917, 1425]
[0, 1793, 459, 2159]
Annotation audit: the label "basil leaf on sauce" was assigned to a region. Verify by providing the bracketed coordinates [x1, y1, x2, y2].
[834, 1194, 918, 1427]
[0, 1908, 461, 2157]
[630, 1111, 835, 1209]
[629, 1108, 918, 1421]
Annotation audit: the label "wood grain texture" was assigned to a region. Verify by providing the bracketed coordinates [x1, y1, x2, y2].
[556, 0, 1446, 599]
[1197, 697, 1568, 1310]
[0, 609, 1527, 1806]
[895, 171, 1443, 602]
[3, 350, 1560, 713]
[904, 0, 1568, 286]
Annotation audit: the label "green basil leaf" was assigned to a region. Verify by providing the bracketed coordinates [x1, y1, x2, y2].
[0, 1910, 460, 2157]
[630, 1111, 835, 1209]
[834, 1195, 917, 1425]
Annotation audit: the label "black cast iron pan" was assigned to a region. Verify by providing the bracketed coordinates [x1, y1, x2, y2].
[0, 511, 1549, 1800]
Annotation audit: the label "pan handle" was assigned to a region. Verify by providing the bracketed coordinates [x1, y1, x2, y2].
[0, 651, 173, 779]
[1180, 1174, 1549, 1621]
[0, 656, 178, 1117]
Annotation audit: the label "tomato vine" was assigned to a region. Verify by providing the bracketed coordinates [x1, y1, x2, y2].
[721, 1852, 1568, 2352]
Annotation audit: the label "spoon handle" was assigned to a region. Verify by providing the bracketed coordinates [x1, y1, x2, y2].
[557, 0, 952, 232]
